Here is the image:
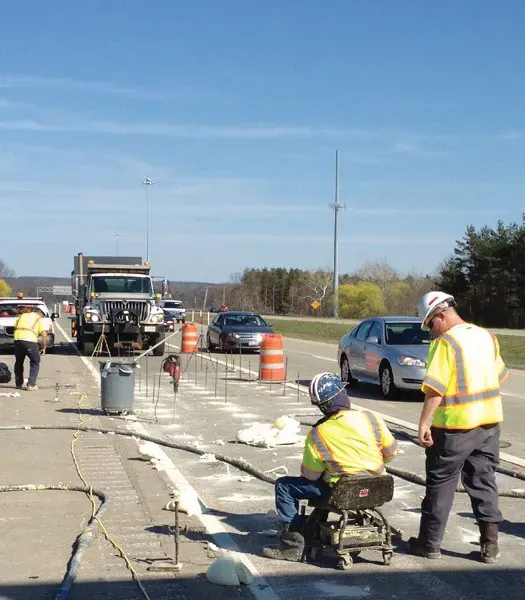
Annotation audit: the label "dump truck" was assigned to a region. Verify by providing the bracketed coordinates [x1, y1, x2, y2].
[71, 253, 165, 356]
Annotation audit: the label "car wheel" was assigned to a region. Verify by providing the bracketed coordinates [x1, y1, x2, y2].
[380, 362, 397, 399]
[340, 356, 356, 386]
[206, 333, 215, 351]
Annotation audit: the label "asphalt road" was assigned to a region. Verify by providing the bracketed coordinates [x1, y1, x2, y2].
[51, 320, 525, 600]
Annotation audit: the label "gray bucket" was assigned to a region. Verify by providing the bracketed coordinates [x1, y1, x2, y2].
[100, 360, 135, 413]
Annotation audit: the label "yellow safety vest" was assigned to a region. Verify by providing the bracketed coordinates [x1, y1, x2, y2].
[300, 410, 398, 486]
[14, 312, 45, 343]
[422, 323, 509, 430]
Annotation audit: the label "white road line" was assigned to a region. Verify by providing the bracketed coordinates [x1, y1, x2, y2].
[55, 321, 281, 600]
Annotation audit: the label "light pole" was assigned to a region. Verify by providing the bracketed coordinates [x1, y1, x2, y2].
[115, 231, 122, 256]
[329, 150, 346, 318]
[143, 178, 155, 262]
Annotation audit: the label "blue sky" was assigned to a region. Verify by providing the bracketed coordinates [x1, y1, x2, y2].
[1, 1, 523, 283]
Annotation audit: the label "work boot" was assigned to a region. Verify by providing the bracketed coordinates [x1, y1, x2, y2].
[263, 531, 305, 562]
[479, 522, 500, 564]
[407, 536, 441, 559]
[24, 385, 39, 391]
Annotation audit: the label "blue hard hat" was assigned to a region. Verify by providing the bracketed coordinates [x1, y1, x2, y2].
[309, 372, 345, 407]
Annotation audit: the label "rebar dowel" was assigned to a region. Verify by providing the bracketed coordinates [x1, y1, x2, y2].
[174, 500, 180, 565]
[204, 362, 208, 390]
[283, 357, 289, 397]
[297, 372, 300, 401]
[214, 356, 219, 397]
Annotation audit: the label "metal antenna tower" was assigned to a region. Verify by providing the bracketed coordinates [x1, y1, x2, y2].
[328, 150, 346, 318]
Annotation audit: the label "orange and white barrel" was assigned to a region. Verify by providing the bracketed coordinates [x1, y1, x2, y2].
[181, 322, 198, 353]
[259, 334, 285, 382]
[70, 305, 76, 316]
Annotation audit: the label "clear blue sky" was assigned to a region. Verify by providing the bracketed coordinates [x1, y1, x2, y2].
[1, 1, 523, 283]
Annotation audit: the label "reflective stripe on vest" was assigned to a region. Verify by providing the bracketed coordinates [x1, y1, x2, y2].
[14, 313, 41, 342]
[307, 411, 386, 484]
[430, 326, 503, 429]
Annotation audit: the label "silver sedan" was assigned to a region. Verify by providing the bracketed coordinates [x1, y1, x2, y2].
[337, 316, 431, 399]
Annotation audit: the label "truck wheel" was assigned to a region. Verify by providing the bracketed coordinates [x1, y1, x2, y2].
[82, 338, 95, 356]
[152, 334, 165, 356]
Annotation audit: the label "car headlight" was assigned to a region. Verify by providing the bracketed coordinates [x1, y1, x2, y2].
[229, 333, 240, 339]
[91, 314, 99, 322]
[254, 333, 262, 342]
[157, 314, 164, 323]
[397, 356, 426, 368]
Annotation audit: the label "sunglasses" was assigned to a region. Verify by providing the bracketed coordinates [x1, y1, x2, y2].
[427, 311, 443, 331]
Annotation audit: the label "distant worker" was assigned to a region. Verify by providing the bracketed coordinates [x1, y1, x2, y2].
[263, 372, 398, 562]
[409, 292, 509, 563]
[13, 306, 48, 391]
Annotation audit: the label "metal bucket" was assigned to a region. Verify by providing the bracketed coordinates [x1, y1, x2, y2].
[100, 360, 135, 413]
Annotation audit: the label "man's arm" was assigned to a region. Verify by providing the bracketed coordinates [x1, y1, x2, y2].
[300, 431, 325, 481]
[40, 331, 48, 354]
[418, 391, 442, 447]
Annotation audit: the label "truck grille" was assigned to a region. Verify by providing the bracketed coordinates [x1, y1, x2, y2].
[102, 301, 149, 322]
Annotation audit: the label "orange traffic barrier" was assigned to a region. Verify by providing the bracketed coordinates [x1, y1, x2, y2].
[181, 322, 198, 353]
[259, 334, 285, 382]
[70, 305, 76, 316]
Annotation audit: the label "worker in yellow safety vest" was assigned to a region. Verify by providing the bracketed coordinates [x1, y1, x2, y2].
[14, 307, 48, 391]
[263, 372, 398, 562]
[409, 292, 510, 564]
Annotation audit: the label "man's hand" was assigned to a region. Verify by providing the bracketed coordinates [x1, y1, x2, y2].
[418, 424, 433, 447]
[40, 348, 46, 355]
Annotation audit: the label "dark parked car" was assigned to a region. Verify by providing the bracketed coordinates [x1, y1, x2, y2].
[337, 316, 431, 399]
[206, 311, 274, 352]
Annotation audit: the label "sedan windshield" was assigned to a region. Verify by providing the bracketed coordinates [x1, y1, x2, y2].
[385, 322, 431, 345]
[0, 303, 48, 317]
[223, 315, 267, 327]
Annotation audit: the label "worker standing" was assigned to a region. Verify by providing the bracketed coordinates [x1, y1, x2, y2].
[263, 372, 398, 562]
[409, 292, 510, 563]
[13, 307, 48, 391]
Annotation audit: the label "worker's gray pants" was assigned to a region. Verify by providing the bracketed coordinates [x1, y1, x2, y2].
[419, 424, 502, 548]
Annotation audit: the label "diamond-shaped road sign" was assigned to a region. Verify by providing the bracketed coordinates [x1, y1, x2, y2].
[311, 300, 320, 310]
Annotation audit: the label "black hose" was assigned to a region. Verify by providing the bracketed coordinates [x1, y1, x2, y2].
[2, 424, 524, 497]
[0, 484, 108, 600]
[0, 425, 277, 485]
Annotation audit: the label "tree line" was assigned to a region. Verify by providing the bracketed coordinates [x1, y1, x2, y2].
[2, 216, 524, 327]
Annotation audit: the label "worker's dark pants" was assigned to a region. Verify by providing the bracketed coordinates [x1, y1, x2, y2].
[14, 340, 41, 387]
[275, 476, 332, 526]
[419, 424, 502, 548]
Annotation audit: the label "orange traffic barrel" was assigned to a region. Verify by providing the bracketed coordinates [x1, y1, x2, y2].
[181, 322, 198, 353]
[70, 305, 76, 316]
[259, 334, 285, 382]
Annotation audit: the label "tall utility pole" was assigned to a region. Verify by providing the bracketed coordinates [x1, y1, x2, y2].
[143, 178, 155, 262]
[115, 231, 122, 256]
[329, 150, 346, 318]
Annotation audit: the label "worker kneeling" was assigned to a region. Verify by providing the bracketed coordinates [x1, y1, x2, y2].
[263, 372, 398, 562]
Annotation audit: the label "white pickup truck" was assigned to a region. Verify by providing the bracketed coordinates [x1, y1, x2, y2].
[160, 300, 186, 323]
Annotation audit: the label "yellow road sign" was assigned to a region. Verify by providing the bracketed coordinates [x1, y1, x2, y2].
[311, 300, 320, 310]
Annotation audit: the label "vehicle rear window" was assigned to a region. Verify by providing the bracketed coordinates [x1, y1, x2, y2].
[163, 302, 183, 309]
[0, 304, 48, 317]
[385, 323, 431, 345]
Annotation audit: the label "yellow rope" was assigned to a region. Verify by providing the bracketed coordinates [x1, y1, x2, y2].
[70, 391, 151, 600]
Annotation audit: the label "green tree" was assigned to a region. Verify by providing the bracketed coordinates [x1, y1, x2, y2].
[339, 282, 386, 318]
[0, 279, 11, 297]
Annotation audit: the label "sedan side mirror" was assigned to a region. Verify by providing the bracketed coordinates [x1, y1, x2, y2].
[366, 335, 379, 344]
[51, 313, 60, 321]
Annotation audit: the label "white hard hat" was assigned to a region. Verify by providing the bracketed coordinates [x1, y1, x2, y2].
[417, 291, 455, 330]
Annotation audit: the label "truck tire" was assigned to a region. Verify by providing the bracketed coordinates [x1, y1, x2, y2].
[152, 333, 165, 357]
[79, 333, 95, 356]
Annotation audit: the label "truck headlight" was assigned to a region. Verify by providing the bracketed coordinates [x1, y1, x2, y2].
[397, 356, 426, 368]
